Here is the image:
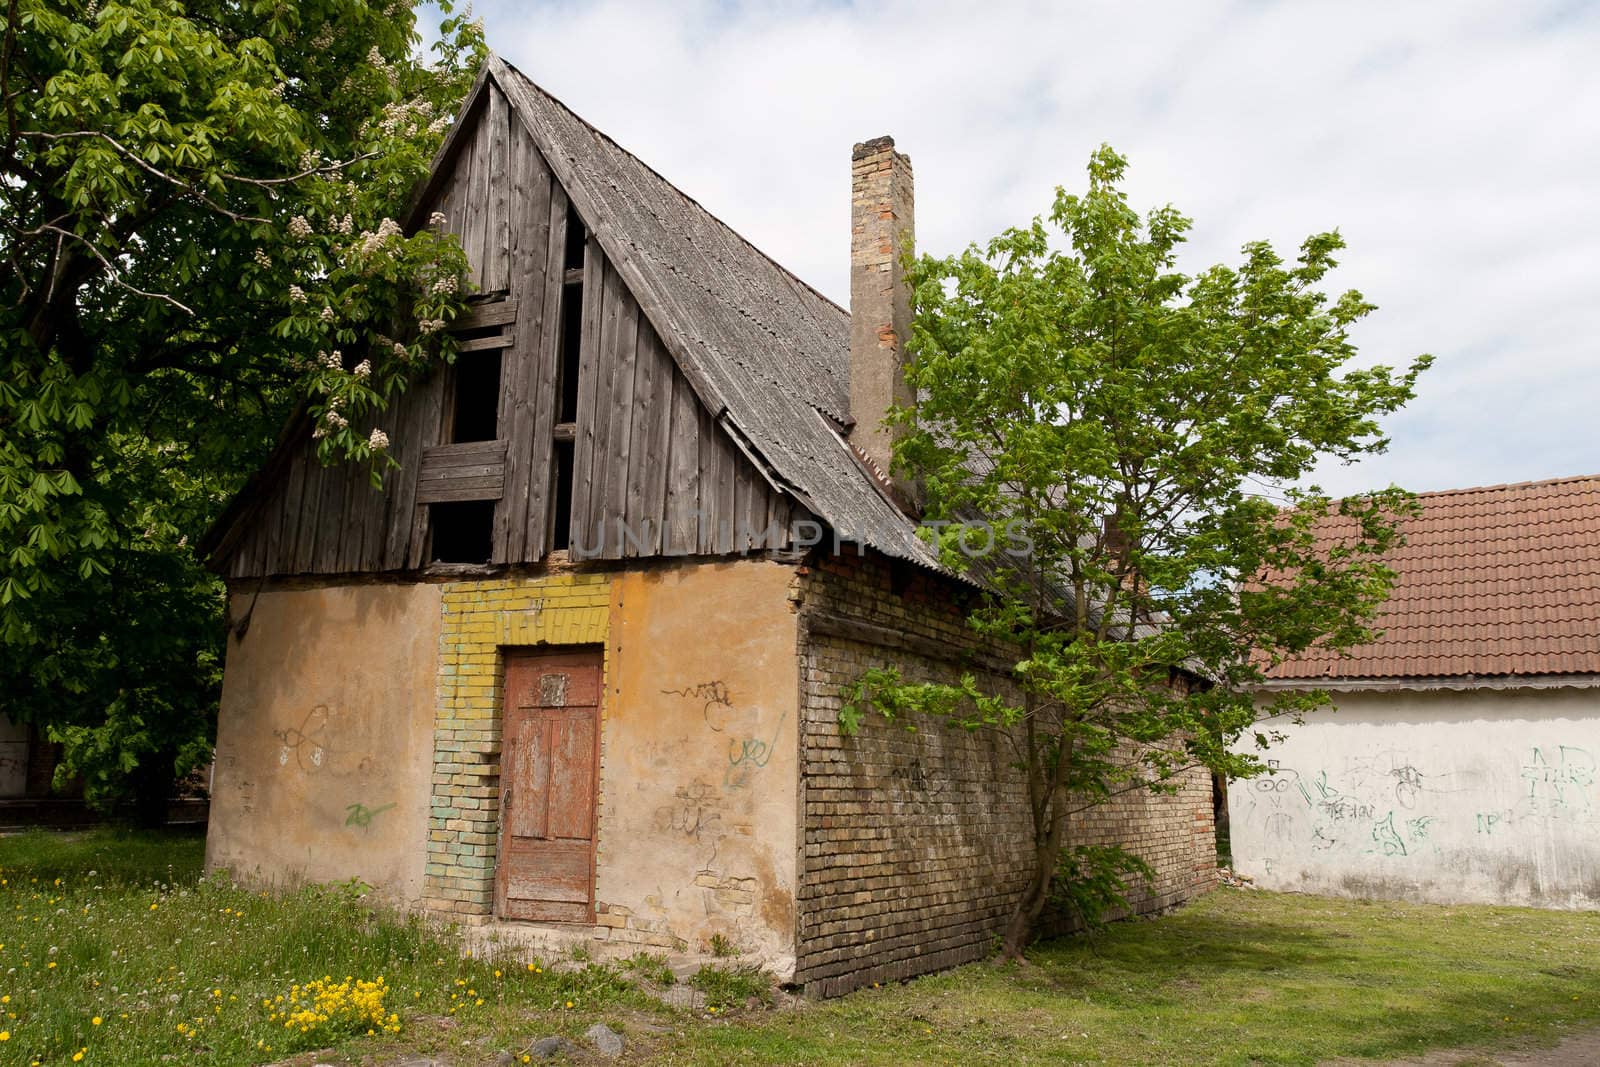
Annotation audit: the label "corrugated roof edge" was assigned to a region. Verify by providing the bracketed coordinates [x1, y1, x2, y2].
[1255, 673, 1600, 693]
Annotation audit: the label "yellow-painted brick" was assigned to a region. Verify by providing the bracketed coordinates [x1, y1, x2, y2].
[427, 572, 617, 917]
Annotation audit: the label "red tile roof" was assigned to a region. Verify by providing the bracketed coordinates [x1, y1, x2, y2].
[1266, 474, 1600, 682]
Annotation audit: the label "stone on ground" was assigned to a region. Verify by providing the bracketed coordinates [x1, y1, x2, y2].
[586, 1022, 625, 1057]
[529, 1035, 578, 1059]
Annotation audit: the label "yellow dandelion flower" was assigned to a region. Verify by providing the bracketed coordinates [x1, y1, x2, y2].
[92, 1016, 102, 1026]
[73, 1051, 85, 1063]
[0, 1030, 10, 1041]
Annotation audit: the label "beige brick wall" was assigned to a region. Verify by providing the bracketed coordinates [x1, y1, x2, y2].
[794, 550, 1216, 995]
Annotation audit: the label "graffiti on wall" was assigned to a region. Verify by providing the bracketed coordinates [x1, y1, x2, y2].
[659, 679, 785, 790]
[344, 801, 395, 829]
[274, 705, 336, 773]
[1237, 744, 1599, 875]
[1521, 745, 1595, 816]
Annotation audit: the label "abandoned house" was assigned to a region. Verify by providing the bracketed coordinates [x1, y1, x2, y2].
[201, 56, 1217, 993]
[1231, 475, 1600, 909]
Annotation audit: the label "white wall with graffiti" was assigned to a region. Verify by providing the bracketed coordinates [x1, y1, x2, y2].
[1230, 685, 1600, 908]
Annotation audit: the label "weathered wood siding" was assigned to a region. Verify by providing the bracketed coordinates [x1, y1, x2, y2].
[219, 82, 798, 578]
[568, 247, 794, 561]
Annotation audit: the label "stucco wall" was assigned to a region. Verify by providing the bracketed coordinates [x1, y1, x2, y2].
[207, 583, 443, 905]
[602, 563, 799, 969]
[1230, 686, 1600, 908]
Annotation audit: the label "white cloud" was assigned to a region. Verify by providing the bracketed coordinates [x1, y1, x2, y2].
[479, 0, 1599, 496]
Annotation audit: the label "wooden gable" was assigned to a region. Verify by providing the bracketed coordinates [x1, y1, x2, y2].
[213, 76, 799, 579]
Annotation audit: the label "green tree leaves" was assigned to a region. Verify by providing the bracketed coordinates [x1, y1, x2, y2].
[861, 144, 1430, 953]
[0, 0, 484, 809]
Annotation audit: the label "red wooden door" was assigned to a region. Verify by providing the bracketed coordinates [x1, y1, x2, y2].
[496, 649, 602, 923]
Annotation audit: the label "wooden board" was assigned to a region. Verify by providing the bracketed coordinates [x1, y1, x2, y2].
[495, 648, 602, 924]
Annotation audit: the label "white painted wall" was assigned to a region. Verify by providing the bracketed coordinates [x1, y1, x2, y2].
[1229, 686, 1600, 908]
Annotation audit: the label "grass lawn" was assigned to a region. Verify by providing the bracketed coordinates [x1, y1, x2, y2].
[3, 829, 1599, 1066]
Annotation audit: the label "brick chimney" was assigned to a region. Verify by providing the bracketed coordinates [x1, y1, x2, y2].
[848, 135, 916, 508]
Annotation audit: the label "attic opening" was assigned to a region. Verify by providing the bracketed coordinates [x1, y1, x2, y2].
[450, 349, 502, 443]
[557, 286, 583, 423]
[430, 500, 495, 564]
[546, 203, 588, 553]
[563, 202, 585, 271]
[551, 439, 575, 552]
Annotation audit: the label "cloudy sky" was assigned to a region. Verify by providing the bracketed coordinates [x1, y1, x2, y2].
[468, 0, 1597, 498]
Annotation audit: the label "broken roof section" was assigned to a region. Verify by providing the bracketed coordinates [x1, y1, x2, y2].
[1266, 474, 1600, 682]
[485, 57, 940, 570]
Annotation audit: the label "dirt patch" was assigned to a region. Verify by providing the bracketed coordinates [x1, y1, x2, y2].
[1324, 1026, 1600, 1066]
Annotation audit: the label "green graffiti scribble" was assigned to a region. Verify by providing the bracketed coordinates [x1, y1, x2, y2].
[345, 802, 395, 828]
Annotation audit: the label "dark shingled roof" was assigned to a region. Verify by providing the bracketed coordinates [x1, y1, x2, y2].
[489, 57, 940, 570]
[1266, 474, 1600, 682]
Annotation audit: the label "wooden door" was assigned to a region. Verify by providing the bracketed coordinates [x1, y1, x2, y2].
[496, 648, 602, 923]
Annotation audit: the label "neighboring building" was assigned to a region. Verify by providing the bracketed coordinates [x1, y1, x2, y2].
[201, 56, 1216, 993]
[0, 714, 54, 800]
[1231, 475, 1600, 908]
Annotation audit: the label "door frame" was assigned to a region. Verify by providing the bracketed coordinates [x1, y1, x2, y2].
[494, 645, 604, 923]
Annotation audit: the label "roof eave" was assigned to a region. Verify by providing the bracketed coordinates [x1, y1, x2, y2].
[1253, 673, 1600, 694]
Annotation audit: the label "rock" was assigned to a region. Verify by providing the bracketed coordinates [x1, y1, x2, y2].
[585, 1023, 625, 1058]
[393, 1060, 447, 1067]
[495, 1053, 516, 1067]
[529, 1036, 578, 1059]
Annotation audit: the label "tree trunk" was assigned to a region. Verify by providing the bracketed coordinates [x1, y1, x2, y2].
[1001, 846, 1056, 959]
[1001, 792, 1071, 960]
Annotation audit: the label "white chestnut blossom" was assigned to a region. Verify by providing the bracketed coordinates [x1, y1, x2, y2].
[287, 215, 312, 239]
[252, 248, 271, 268]
[368, 428, 390, 451]
[431, 276, 457, 295]
[319, 306, 335, 323]
[288, 285, 306, 303]
[353, 359, 371, 378]
[392, 341, 408, 357]
[428, 211, 447, 227]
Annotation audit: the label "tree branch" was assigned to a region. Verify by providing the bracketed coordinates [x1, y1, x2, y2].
[35, 225, 194, 316]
